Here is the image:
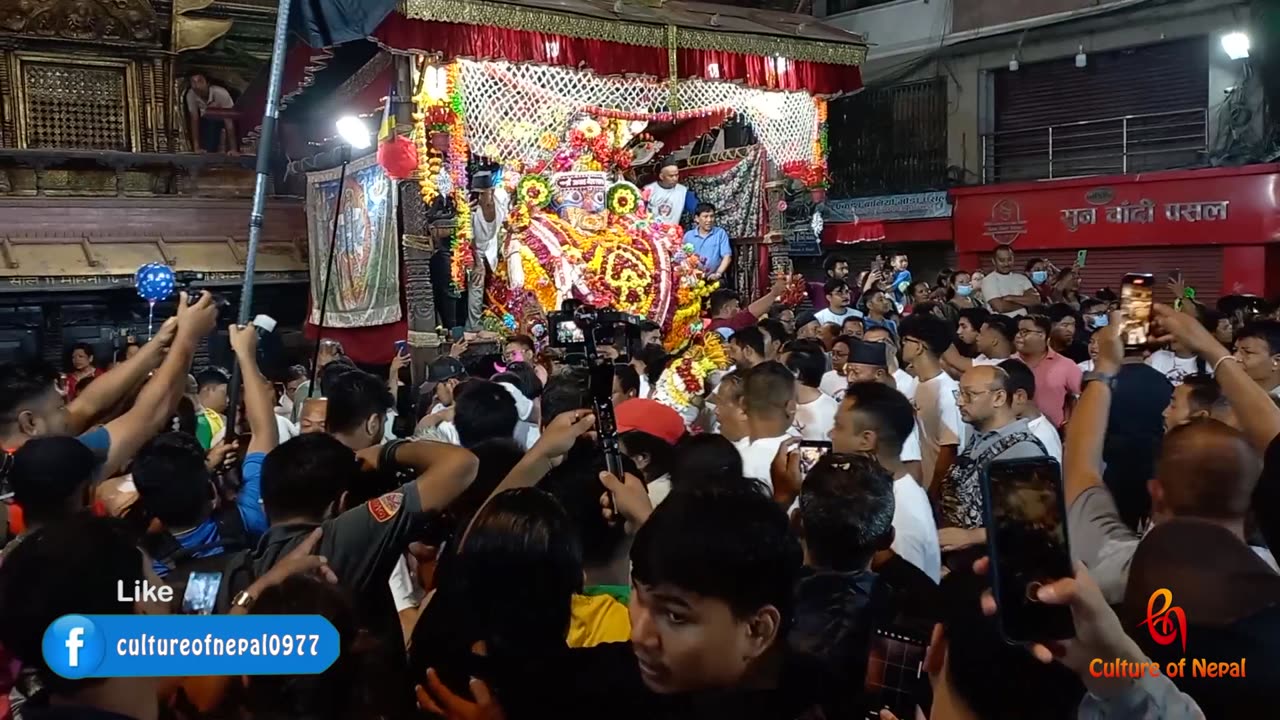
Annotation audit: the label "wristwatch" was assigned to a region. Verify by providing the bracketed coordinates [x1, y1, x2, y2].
[231, 590, 256, 610]
[1081, 370, 1117, 390]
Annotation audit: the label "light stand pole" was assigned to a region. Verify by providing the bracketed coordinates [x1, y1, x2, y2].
[308, 144, 352, 398]
[224, 0, 293, 439]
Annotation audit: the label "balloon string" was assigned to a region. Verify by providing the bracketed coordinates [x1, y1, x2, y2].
[148, 301, 156, 339]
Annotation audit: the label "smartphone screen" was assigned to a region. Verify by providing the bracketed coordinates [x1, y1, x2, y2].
[1120, 273, 1155, 349]
[556, 320, 585, 344]
[1075, 249, 1087, 267]
[982, 457, 1075, 643]
[182, 571, 223, 615]
[863, 627, 927, 719]
[798, 441, 832, 479]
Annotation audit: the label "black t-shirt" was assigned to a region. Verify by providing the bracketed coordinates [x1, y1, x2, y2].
[1101, 363, 1172, 529]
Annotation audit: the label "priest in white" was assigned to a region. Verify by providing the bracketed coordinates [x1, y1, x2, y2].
[468, 171, 510, 331]
[643, 161, 699, 227]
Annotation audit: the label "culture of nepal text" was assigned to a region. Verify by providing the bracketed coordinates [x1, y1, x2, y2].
[114, 633, 322, 658]
[1089, 658, 1246, 679]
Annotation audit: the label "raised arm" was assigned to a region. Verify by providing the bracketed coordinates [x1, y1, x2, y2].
[99, 293, 217, 476]
[228, 323, 278, 456]
[66, 319, 177, 433]
[746, 275, 790, 319]
[385, 439, 480, 514]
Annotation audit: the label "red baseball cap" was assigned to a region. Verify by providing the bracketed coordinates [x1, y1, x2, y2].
[616, 398, 686, 445]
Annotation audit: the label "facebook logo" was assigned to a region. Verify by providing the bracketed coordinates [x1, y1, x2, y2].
[42, 615, 105, 679]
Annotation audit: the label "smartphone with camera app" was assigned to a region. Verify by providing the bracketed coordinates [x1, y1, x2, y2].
[981, 456, 1075, 644]
[1119, 273, 1155, 350]
[797, 440, 832, 479]
[863, 627, 927, 719]
[182, 571, 223, 615]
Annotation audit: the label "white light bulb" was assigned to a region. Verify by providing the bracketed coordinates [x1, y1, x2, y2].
[335, 116, 372, 149]
[1222, 32, 1250, 60]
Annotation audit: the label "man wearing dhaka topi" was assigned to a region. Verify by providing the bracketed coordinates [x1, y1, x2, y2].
[643, 160, 699, 228]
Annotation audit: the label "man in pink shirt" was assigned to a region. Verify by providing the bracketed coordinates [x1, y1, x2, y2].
[1016, 314, 1081, 427]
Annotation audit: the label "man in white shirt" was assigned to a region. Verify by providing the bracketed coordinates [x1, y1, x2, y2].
[467, 171, 511, 331]
[1146, 341, 1207, 386]
[643, 161, 699, 227]
[739, 362, 800, 491]
[899, 314, 968, 491]
[844, 337, 925, 484]
[999, 358, 1063, 462]
[813, 279, 862, 327]
[832, 381, 941, 581]
[943, 314, 1017, 376]
[185, 72, 238, 154]
[783, 345, 838, 441]
[980, 245, 1039, 317]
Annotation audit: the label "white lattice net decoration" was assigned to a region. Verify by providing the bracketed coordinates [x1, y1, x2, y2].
[451, 59, 819, 169]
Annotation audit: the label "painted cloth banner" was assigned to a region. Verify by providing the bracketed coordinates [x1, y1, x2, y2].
[682, 148, 765, 240]
[825, 192, 951, 222]
[306, 153, 401, 328]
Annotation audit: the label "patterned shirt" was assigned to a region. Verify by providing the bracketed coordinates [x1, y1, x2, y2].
[941, 418, 1047, 528]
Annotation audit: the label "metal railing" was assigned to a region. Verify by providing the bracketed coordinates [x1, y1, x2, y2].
[981, 108, 1208, 184]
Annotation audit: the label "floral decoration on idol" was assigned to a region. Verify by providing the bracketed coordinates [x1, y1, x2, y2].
[446, 63, 473, 293]
[517, 174, 553, 209]
[606, 182, 641, 216]
[653, 331, 731, 425]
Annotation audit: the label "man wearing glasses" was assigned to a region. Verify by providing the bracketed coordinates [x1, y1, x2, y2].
[936, 364, 1048, 554]
[1015, 314, 1082, 428]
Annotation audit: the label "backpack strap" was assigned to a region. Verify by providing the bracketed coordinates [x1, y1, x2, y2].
[972, 429, 1047, 468]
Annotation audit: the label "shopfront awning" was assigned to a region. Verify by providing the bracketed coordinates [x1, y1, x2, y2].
[0, 238, 308, 293]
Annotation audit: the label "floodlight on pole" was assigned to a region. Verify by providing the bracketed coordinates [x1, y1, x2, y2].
[1222, 32, 1250, 60]
[336, 116, 372, 149]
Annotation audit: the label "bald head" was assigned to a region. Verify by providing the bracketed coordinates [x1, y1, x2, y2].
[957, 364, 1013, 430]
[1156, 419, 1261, 520]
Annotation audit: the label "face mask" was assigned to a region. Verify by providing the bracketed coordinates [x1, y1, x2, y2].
[1031, 270, 1048, 285]
[1090, 314, 1109, 329]
[955, 284, 973, 297]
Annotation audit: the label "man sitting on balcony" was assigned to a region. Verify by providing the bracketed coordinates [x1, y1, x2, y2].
[185, 71, 239, 155]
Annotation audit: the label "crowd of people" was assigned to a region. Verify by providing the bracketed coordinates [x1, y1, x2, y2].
[2, 243, 1280, 720]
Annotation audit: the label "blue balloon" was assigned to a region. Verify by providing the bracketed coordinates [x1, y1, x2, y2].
[135, 262, 175, 303]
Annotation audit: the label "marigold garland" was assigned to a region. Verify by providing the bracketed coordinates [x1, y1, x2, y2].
[606, 183, 640, 216]
[517, 175, 553, 208]
[446, 63, 473, 293]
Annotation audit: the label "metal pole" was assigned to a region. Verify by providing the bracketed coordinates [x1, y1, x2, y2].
[224, 0, 293, 437]
[308, 146, 351, 398]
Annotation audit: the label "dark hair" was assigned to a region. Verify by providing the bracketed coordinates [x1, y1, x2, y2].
[1019, 314, 1053, 336]
[794, 309, 818, 330]
[195, 367, 230, 393]
[288, 364, 309, 383]
[1183, 373, 1226, 413]
[669, 433, 747, 493]
[709, 288, 740, 317]
[732, 326, 767, 358]
[957, 307, 990, 331]
[759, 318, 789, 347]
[499, 362, 544, 399]
[1081, 297, 1109, 315]
[506, 334, 536, 352]
[823, 254, 850, 275]
[541, 439, 636, 568]
[613, 364, 641, 398]
[899, 313, 952, 357]
[830, 334, 856, 358]
[842, 382, 915, 456]
[325, 370, 394, 436]
[1237, 320, 1280, 355]
[907, 280, 930, 298]
[10, 436, 100, 524]
[70, 342, 94, 358]
[941, 568, 1084, 720]
[454, 379, 518, 448]
[694, 202, 716, 216]
[798, 454, 895, 571]
[619, 430, 672, 484]
[993, 244, 1014, 257]
[743, 362, 795, 416]
[784, 347, 825, 388]
[998, 358, 1037, 401]
[445, 438, 525, 537]
[638, 319, 662, 335]
[1157, 419, 1260, 519]
[261, 433, 359, 520]
[247, 576, 396, 720]
[409, 489, 582, 695]
[1024, 257, 1047, 272]
[319, 358, 358, 396]
[540, 368, 590, 428]
[633, 343, 669, 385]
[1047, 303, 1079, 325]
[982, 315, 1018, 345]
[784, 338, 827, 356]
[823, 278, 850, 297]
[131, 431, 212, 528]
[0, 516, 144, 696]
[632, 488, 802, 621]
[841, 316, 864, 331]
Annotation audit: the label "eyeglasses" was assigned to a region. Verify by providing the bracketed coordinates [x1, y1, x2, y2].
[1016, 328, 1045, 337]
[953, 388, 993, 404]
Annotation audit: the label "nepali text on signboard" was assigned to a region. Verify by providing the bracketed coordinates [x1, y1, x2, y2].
[825, 192, 952, 223]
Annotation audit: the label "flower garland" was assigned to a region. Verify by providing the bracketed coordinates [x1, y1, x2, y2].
[811, 98, 829, 189]
[653, 332, 731, 421]
[447, 63, 473, 292]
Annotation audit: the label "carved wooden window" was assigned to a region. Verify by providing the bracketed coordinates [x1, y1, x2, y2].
[11, 54, 141, 151]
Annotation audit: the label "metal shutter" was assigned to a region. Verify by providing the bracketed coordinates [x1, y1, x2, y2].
[1018, 247, 1222, 305]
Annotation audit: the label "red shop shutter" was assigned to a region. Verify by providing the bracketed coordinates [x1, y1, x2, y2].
[1023, 247, 1223, 305]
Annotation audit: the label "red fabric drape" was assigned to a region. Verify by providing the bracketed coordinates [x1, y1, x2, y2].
[234, 39, 332, 144]
[652, 111, 732, 158]
[372, 17, 862, 95]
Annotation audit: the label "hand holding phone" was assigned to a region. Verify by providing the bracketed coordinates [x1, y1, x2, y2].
[981, 457, 1075, 644]
[797, 441, 832, 479]
[1119, 273, 1155, 350]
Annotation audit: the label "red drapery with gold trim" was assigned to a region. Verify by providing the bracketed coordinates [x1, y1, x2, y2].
[372, 17, 862, 95]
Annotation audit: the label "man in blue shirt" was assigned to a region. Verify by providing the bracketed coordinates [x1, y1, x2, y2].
[684, 203, 732, 283]
[131, 322, 278, 575]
